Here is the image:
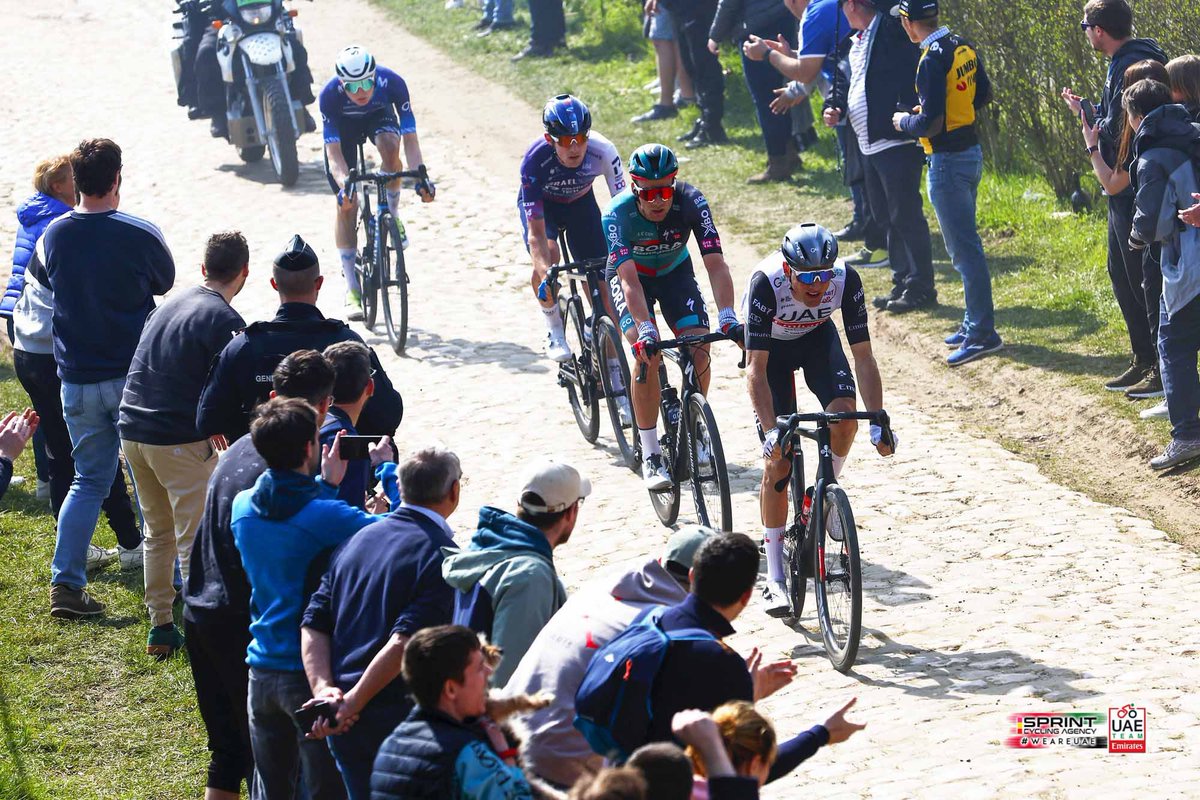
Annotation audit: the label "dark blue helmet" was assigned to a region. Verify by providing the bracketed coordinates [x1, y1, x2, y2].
[542, 94, 592, 137]
[628, 143, 679, 181]
[781, 223, 838, 270]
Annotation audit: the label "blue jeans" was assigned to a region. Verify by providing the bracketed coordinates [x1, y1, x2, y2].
[248, 668, 346, 800]
[51, 377, 125, 589]
[927, 146, 995, 341]
[483, 0, 514, 24]
[326, 697, 412, 800]
[1158, 294, 1200, 441]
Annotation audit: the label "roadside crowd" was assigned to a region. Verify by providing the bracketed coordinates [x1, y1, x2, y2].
[0, 137, 865, 799]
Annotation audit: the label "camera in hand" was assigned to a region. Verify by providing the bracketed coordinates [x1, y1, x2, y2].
[338, 434, 384, 460]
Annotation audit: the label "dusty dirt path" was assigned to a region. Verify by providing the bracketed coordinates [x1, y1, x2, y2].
[2, 0, 1198, 796]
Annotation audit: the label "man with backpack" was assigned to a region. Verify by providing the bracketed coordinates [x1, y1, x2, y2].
[574, 533, 865, 778]
[441, 460, 590, 686]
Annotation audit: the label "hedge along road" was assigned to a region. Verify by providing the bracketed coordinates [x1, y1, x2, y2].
[1, 0, 1197, 796]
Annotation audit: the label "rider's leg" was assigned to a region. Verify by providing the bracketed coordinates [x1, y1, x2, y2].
[621, 323, 663, 453]
[825, 397, 857, 478]
[375, 132, 404, 216]
[802, 325, 858, 477]
[760, 450, 791, 582]
[335, 202, 359, 294]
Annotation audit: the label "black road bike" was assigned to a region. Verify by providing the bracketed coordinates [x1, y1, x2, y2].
[344, 140, 427, 354]
[541, 239, 636, 467]
[635, 333, 737, 532]
[774, 409, 893, 673]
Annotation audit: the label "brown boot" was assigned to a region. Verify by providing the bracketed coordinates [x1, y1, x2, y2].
[747, 154, 795, 184]
[781, 140, 802, 174]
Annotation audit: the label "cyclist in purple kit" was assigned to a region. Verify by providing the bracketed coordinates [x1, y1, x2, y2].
[521, 94, 626, 362]
[321, 46, 436, 321]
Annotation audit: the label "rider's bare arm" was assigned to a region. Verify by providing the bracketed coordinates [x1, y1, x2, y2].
[326, 142, 352, 193]
[849, 340, 883, 412]
[746, 349, 778, 440]
[700, 252, 737, 313]
[527, 217, 555, 278]
[617, 260, 654, 329]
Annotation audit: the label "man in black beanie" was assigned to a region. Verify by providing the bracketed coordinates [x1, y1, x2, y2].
[197, 234, 402, 443]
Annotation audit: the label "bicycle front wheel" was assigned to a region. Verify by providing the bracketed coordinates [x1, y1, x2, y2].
[686, 394, 732, 532]
[595, 317, 636, 469]
[378, 212, 408, 354]
[357, 213, 378, 330]
[562, 295, 599, 442]
[813, 484, 862, 673]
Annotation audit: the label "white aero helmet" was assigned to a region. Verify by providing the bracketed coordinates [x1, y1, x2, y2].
[335, 46, 376, 83]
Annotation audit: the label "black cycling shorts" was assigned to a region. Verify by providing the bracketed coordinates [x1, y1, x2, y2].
[763, 321, 856, 416]
[607, 257, 710, 336]
[518, 190, 607, 263]
[323, 108, 403, 193]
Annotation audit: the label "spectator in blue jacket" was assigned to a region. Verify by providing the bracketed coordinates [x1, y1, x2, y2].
[370, 625, 533, 800]
[232, 397, 391, 800]
[37, 139, 175, 620]
[184, 350, 336, 800]
[442, 459, 591, 686]
[318, 341, 383, 510]
[302, 446, 462, 800]
[5, 155, 73, 498]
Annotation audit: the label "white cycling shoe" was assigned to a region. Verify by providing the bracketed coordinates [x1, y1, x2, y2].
[546, 333, 573, 363]
[760, 580, 790, 618]
[642, 453, 672, 491]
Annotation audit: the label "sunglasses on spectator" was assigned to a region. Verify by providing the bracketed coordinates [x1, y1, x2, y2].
[632, 180, 676, 203]
[1079, 20, 1096, 31]
[790, 267, 836, 284]
[342, 78, 375, 94]
[549, 132, 588, 147]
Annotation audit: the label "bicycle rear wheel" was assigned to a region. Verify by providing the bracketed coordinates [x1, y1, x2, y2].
[595, 317, 636, 469]
[561, 295, 599, 442]
[378, 212, 408, 354]
[813, 485, 862, 673]
[686, 394, 732, 531]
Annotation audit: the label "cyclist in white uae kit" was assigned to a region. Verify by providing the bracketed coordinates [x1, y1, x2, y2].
[742, 223, 896, 615]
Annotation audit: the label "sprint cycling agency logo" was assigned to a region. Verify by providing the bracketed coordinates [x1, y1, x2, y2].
[1006, 705, 1147, 753]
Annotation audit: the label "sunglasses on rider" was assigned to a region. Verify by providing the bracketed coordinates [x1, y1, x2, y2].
[548, 132, 589, 147]
[342, 77, 375, 94]
[789, 266, 836, 285]
[632, 180, 676, 203]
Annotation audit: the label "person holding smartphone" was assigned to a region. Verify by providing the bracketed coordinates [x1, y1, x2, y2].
[319, 342, 393, 511]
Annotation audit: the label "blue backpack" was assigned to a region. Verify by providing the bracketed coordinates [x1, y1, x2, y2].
[573, 606, 715, 763]
[452, 581, 495, 639]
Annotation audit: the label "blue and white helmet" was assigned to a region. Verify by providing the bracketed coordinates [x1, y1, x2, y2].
[335, 45, 376, 82]
[542, 94, 592, 137]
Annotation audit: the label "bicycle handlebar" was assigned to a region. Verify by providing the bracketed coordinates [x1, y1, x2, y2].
[634, 330, 739, 384]
[345, 164, 429, 188]
[770, 410, 894, 493]
[544, 258, 609, 283]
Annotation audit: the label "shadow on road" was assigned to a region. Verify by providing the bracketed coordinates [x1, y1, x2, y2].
[364, 327, 550, 374]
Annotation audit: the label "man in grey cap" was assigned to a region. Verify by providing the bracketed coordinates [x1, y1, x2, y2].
[500, 524, 716, 790]
[442, 459, 591, 686]
[196, 234, 402, 444]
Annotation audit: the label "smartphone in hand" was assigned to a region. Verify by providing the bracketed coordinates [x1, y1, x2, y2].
[337, 435, 384, 460]
[294, 700, 338, 731]
[1080, 98, 1097, 129]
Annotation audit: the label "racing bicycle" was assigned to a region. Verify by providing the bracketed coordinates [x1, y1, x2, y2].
[774, 408, 893, 673]
[635, 333, 737, 532]
[344, 139, 427, 354]
[541, 238, 637, 467]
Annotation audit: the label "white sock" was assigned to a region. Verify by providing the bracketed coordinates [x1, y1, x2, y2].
[639, 426, 661, 457]
[386, 190, 402, 215]
[832, 453, 846, 480]
[541, 306, 565, 338]
[764, 525, 786, 582]
[608, 358, 625, 391]
[339, 248, 359, 293]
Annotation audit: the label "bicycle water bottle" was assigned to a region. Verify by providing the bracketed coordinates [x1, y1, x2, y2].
[664, 387, 682, 429]
[395, 217, 410, 251]
[583, 317, 593, 345]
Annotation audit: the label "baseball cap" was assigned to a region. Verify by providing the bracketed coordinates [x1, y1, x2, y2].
[274, 234, 319, 271]
[897, 0, 938, 19]
[662, 524, 716, 582]
[518, 460, 591, 514]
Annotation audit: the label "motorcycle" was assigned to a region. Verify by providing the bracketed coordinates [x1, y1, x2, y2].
[172, 0, 308, 186]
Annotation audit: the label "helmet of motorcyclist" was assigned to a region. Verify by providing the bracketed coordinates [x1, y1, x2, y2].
[335, 46, 377, 84]
[628, 143, 678, 182]
[781, 222, 838, 271]
[542, 94, 592, 139]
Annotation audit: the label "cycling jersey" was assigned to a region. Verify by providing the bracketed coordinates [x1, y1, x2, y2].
[602, 182, 723, 277]
[742, 257, 869, 349]
[319, 67, 417, 144]
[607, 258, 710, 335]
[518, 133, 625, 221]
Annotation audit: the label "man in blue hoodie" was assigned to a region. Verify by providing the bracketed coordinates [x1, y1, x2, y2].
[442, 459, 591, 687]
[231, 396, 391, 799]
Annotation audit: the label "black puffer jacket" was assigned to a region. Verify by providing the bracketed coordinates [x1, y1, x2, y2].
[709, 0, 794, 44]
[1097, 38, 1167, 183]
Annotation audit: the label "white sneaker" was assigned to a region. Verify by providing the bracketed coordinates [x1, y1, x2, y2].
[760, 580, 790, 617]
[86, 544, 118, 573]
[1140, 400, 1170, 420]
[617, 396, 633, 428]
[641, 453, 672, 491]
[547, 333, 573, 363]
[118, 543, 144, 571]
[444, 0, 464, 8]
[36, 478, 50, 501]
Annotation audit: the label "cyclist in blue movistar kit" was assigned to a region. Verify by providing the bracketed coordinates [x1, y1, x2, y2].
[321, 45, 435, 320]
[742, 223, 895, 615]
[522, 94, 626, 362]
[604, 143, 737, 490]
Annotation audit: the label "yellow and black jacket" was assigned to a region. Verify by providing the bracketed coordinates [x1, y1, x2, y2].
[899, 29, 992, 155]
